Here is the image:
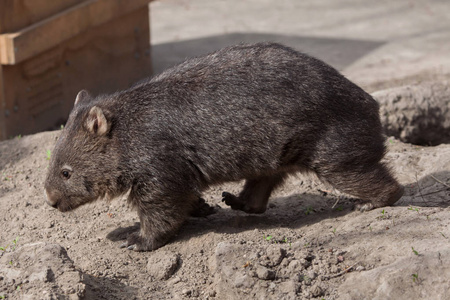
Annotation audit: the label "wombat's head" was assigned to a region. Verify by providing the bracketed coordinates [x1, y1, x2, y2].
[44, 90, 121, 212]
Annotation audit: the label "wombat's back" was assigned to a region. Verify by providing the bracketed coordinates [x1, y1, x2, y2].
[115, 43, 384, 187]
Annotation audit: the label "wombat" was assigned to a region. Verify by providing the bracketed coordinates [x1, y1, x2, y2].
[45, 42, 403, 251]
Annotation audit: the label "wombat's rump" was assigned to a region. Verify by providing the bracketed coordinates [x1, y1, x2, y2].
[44, 42, 403, 251]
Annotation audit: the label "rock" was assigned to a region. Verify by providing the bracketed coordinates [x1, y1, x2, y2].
[356, 266, 366, 272]
[260, 245, 286, 267]
[255, 266, 275, 280]
[211, 242, 271, 299]
[299, 258, 311, 269]
[287, 259, 301, 273]
[181, 288, 191, 296]
[338, 252, 450, 300]
[29, 267, 52, 282]
[146, 251, 180, 280]
[279, 280, 299, 295]
[167, 276, 181, 286]
[374, 82, 450, 145]
[0, 242, 85, 299]
[208, 290, 217, 297]
[330, 265, 340, 274]
[306, 270, 317, 280]
[233, 272, 253, 288]
[310, 283, 324, 297]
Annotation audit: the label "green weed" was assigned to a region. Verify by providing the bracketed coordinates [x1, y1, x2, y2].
[304, 206, 314, 215]
[408, 206, 420, 213]
[263, 235, 291, 245]
[263, 235, 273, 242]
[1, 236, 19, 252]
[377, 209, 390, 220]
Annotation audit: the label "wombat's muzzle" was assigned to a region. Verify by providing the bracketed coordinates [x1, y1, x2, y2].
[44, 188, 58, 208]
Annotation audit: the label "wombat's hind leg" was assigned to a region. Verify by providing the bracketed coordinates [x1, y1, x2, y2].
[318, 163, 404, 212]
[222, 173, 287, 214]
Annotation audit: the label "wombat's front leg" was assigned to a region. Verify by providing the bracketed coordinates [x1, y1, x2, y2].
[121, 194, 191, 251]
[121, 215, 175, 251]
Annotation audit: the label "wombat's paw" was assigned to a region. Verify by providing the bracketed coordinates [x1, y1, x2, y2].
[119, 232, 159, 252]
[354, 202, 375, 212]
[190, 197, 216, 217]
[119, 232, 140, 250]
[222, 192, 245, 211]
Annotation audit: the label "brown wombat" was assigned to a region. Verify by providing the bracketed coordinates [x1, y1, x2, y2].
[44, 42, 403, 251]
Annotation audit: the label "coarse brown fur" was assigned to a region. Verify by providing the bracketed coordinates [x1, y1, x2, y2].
[45, 42, 403, 251]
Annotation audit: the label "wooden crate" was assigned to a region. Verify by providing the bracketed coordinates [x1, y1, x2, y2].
[0, 0, 152, 140]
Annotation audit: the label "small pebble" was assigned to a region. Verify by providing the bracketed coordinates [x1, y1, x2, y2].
[356, 266, 366, 272]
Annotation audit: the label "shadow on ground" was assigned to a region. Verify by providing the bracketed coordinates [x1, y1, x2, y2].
[106, 192, 355, 246]
[152, 32, 385, 73]
[398, 171, 450, 208]
[106, 171, 449, 247]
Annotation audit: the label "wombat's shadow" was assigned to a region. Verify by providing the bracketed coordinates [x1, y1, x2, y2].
[396, 171, 450, 208]
[106, 171, 449, 244]
[152, 32, 385, 74]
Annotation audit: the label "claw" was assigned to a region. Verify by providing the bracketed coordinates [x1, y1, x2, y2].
[119, 242, 128, 248]
[127, 245, 136, 251]
[221, 191, 231, 201]
[354, 202, 374, 212]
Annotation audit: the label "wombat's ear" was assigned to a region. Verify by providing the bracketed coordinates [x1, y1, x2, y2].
[85, 106, 110, 136]
[75, 90, 91, 106]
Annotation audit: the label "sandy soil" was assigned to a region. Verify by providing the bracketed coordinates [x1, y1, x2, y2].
[0, 82, 449, 299]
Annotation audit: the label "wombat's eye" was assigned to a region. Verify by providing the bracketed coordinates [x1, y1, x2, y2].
[61, 169, 71, 179]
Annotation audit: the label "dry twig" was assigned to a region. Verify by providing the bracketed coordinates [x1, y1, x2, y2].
[321, 263, 359, 280]
[430, 175, 450, 188]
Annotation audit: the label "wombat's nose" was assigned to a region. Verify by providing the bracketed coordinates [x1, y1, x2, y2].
[44, 189, 58, 208]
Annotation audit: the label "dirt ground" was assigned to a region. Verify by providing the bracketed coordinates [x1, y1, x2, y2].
[0, 77, 449, 300]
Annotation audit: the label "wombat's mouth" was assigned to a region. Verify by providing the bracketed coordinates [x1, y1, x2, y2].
[46, 196, 79, 212]
[56, 203, 75, 212]
[54, 195, 101, 212]
[55, 199, 85, 212]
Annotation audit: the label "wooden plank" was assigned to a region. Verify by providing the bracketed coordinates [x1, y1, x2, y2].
[0, 65, 5, 140]
[0, 0, 151, 65]
[0, 7, 151, 139]
[0, 0, 87, 34]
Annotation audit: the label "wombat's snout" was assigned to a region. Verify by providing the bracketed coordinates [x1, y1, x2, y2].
[44, 188, 58, 209]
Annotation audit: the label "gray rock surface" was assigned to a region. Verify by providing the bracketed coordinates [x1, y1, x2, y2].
[0, 242, 85, 299]
[374, 81, 450, 145]
[146, 251, 180, 280]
